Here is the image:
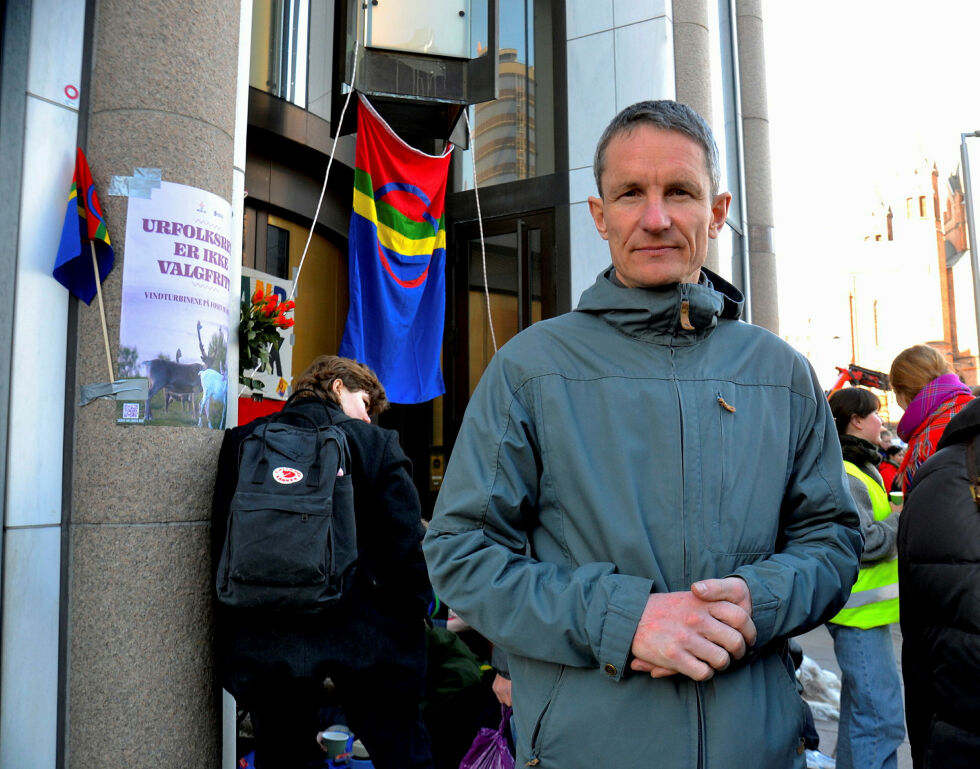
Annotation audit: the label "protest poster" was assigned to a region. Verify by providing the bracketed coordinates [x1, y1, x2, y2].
[117, 181, 232, 428]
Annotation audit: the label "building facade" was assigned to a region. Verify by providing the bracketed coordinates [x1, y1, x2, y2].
[0, 1, 776, 766]
[787, 158, 980, 424]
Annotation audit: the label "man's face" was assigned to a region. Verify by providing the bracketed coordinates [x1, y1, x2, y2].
[588, 125, 731, 288]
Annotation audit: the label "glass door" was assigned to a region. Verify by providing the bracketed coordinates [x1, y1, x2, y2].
[443, 211, 556, 449]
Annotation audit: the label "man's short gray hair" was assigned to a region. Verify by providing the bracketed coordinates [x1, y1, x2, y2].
[593, 100, 721, 198]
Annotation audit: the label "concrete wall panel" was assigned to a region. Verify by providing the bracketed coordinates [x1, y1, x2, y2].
[26, 0, 85, 106]
[566, 30, 616, 173]
[613, 0, 670, 28]
[569, 201, 610, 303]
[7, 97, 75, 528]
[567, 0, 613, 39]
[614, 17, 674, 112]
[0, 527, 61, 769]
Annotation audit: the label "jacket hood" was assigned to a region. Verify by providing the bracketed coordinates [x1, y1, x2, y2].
[936, 395, 980, 449]
[574, 266, 743, 344]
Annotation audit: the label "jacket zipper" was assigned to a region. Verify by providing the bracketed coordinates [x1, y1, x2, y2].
[717, 391, 731, 503]
[669, 342, 686, 582]
[675, 290, 702, 767]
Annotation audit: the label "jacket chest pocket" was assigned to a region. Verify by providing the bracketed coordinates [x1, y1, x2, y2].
[699, 383, 782, 556]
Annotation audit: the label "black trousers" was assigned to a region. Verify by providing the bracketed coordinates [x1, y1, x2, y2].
[245, 666, 434, 769]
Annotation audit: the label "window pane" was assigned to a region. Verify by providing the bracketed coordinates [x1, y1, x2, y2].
[307, 0, 335, 120]
[249, 0, 308, 108]
[365, 0, 474, 59]
[465, 224, 544, 392]
[250, 0, 285, 94]
[266, 224, 290, 279]
[468, 232, 518, 394]
[459, 0, 555, 189]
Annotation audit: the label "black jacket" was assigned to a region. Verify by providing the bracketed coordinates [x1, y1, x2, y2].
[211, 395, 432, 698]
[899, 396, 980, 768]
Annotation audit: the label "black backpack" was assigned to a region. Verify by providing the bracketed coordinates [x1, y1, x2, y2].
[216, 394, 357, 612]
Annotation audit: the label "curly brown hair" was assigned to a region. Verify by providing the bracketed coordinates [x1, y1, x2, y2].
[293, 355, 389, 417]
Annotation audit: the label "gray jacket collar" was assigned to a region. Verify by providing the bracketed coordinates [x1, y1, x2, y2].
[574, 266, 744, 345]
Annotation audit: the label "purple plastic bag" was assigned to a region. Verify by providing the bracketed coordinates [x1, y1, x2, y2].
[459, 706, 515, 769]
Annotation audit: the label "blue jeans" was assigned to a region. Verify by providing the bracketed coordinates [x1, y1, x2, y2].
[828, 623, 905, 769]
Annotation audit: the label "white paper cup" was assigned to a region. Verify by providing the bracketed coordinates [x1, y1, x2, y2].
[319, 730, 351, 758]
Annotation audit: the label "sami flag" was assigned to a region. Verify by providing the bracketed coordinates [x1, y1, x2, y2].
[53, 147, 114, 304]
[339, 95, 453, 404]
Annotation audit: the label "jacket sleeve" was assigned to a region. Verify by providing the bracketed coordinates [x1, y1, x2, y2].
[729, 362, 863, 647]
[846, 474, 898, 563]
[423, 358, 653, 675]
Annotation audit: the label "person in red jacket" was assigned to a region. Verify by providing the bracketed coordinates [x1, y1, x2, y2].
[878, 445, 904, 493]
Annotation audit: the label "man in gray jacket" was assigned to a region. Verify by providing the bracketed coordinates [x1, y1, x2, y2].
[423, 100, 861, 768]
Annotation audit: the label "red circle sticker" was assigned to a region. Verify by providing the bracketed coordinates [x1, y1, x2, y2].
[64, 84, 79, 100]
[273, 467, 304, 484]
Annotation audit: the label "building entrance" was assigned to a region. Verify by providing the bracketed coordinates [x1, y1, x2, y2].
[383, 211, 556, 517]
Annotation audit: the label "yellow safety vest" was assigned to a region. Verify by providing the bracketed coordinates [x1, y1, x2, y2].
[829, 461, 899, 628]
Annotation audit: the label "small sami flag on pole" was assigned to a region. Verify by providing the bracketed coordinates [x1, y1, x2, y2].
[339, 95, 453, 404]
[54, 147, 117, 382]
[53, 147, 114, 305]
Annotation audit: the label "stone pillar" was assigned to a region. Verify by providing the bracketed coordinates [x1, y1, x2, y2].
[671, 0, 719, 272]
[67, 1, 241, 766]
[671, 0, 712, 119]
[735, 0, 778, 332]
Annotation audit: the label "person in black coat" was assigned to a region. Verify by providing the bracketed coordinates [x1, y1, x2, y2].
[899, 395, 980, 769]
[212, 355, 434, 769]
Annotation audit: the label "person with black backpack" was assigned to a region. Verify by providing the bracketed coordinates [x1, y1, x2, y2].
[212, 355, 434, 769]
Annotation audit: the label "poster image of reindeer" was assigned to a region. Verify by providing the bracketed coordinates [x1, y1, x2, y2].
[117, 181, 232, 428]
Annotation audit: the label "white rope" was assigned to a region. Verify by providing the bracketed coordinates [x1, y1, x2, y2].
[289, 39, 361, 301]
[463, 107, 497, 353]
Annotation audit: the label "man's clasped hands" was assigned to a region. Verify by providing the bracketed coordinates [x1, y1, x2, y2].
[630, 577, 756, 681]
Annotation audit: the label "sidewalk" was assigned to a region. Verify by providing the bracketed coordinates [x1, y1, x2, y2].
[797, 624, 912, 769]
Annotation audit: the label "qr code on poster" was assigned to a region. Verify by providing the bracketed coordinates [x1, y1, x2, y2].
[121, 402, 140, 420]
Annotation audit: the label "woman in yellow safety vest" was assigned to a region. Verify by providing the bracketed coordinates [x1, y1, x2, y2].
[826, 387, 905, 769]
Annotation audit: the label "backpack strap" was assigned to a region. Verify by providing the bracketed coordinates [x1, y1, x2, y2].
[306, 429, 348, 489]
[967, 435, 980, 511]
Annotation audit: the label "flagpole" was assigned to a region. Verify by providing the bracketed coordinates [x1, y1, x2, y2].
[90, 241, 115, 382]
